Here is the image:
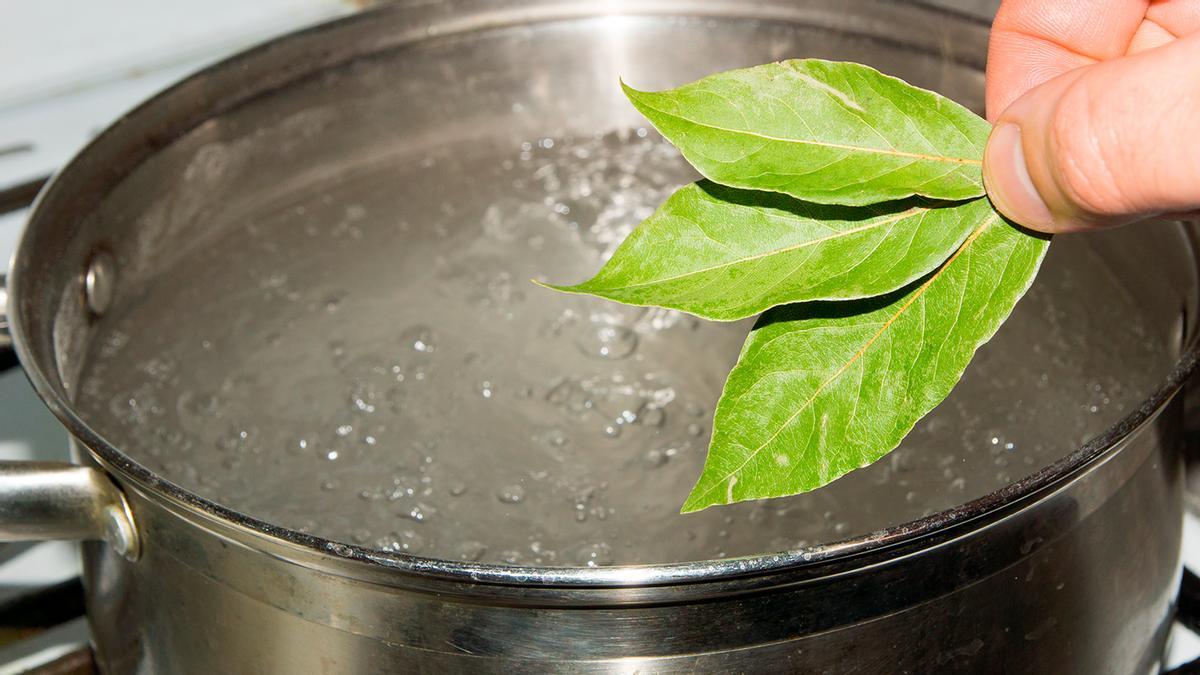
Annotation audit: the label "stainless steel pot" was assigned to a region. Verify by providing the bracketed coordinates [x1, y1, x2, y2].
[2, 1, 1199, 672]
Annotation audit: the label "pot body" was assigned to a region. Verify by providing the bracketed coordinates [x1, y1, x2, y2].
[1, 2, 1194, 672]
[79, 402, 1183, 674]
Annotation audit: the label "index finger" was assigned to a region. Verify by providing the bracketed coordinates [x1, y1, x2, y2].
[986, 0, 1148, 120]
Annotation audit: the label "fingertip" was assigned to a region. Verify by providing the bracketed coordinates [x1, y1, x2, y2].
[983, 123, 1058, 233]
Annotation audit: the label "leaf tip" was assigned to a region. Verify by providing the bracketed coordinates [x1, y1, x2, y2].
[619, 78, 651, 103]
[679, 488, 716, 514]
[530, 278, 568, 292]
[535, 279, 602, 301]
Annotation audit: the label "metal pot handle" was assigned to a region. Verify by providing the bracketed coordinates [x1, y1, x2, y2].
[0, 461, 139, 561]
[0, 273, 140, 562]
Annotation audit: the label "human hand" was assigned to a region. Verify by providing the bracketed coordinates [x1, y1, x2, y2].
[982, 0, 1200, 233]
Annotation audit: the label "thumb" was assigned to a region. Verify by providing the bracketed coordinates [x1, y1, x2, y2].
[983, 33, 1200, 233]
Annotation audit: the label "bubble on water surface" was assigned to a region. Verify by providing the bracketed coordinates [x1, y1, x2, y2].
[641, 448, 668, 469]
[496, 485, 526, 504]
[575, 324, 637, 360]
[456, 541, 488, 562]
[376, 530, 424, 554]
[575, 542, 614, 567]
[405, 503, 436, 522]
[399, 324, 437, 354]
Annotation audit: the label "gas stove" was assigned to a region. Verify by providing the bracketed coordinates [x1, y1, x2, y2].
[3, 1, 1199, 672]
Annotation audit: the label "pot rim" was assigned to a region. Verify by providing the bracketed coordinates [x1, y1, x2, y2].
[9, 0, 1200, 588]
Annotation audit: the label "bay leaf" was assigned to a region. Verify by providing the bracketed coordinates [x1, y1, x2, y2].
[623, 59, 990, 206]
[681, 214, 1050, 512]
[543, 181, 991, 321]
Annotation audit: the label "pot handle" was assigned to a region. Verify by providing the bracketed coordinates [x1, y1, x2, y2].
[0, 461, 139, 561]
[0, 273, 140, 561]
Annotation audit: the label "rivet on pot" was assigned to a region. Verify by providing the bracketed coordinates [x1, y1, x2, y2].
[103, 504, 141, 562]
[84, 251, 116, 316]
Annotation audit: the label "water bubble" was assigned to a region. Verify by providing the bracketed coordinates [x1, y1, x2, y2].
[534, 428, 569, 449]
[261, 272, 288, 290]
[177, 390, 220, 420]
[639, 405, 666, 428]
[216, 427, 257, 453]
[376, 530, 424, 554]
[137, 357, 176, 382]
[545, 378, 592, 415]
[447, 481, 467, 497]
[320, 480, 338, 492]
[100, 330, 130, 358]
[404, 503, 437, 522]
[327, 340, 348, 363]
[686, 423, 703, 437]
[399, 325, 437, 354]
[575, 325, 638, 360]
[349, 382, 378, 414]
[456, 541, 488, 562]
[325, 450, 340, 461]
[529, 541, 557, 563]
[661, 441, 689, 458]
[575, 542, 613, 567]
[323, 289, 348, 312]
[480, 381, 494, 399]
[496, 484, 526, 504]
[685, 402, 705, 417]
[602, 423, 621, 439]
[641, 448, 668, 468]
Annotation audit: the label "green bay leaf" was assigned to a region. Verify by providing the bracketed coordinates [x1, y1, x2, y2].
[623, 59, 991, 206]
[543, 181, 992, 321]
[681, 214, 1050, 512]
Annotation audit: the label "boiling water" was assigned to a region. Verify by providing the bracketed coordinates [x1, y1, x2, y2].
[76, 130, 1173, 566]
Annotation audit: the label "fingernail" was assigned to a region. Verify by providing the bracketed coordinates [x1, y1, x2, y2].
[983, 123, 1054, 230]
